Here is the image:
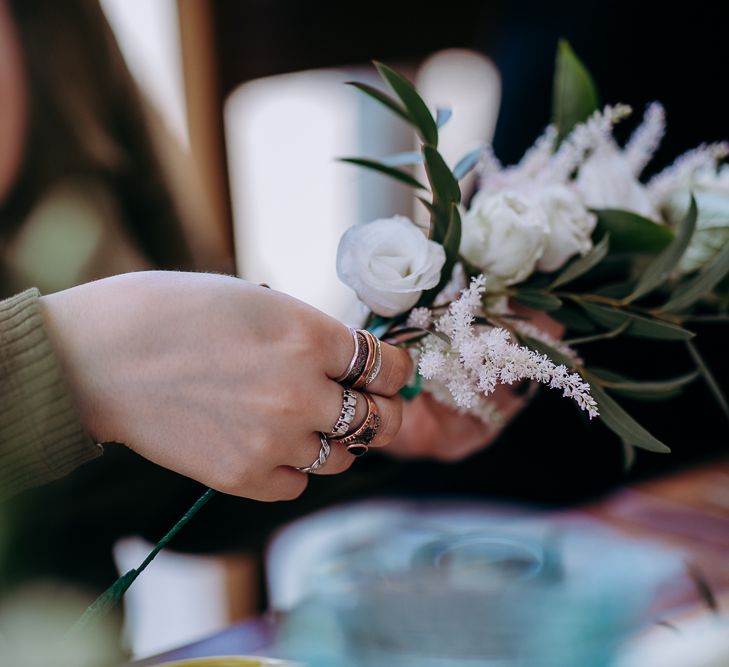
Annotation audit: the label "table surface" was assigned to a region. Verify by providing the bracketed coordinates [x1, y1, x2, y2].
[130, 456, 729, 666]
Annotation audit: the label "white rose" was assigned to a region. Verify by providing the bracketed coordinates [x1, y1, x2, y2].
[535, 185, 597, 272]
[337, 215, 446, 317]
[662, 179, 729, 275]
[461, 190, 547, 287]
[576, 144, 657, 219]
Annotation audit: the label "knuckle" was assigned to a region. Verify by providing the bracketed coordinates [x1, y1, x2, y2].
[281, 312, 320, 357]
[272, 386, 301, 420]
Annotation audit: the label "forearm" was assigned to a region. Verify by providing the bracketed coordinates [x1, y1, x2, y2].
[0, 289, 101, 501]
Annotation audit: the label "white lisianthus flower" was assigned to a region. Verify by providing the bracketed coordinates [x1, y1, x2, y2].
[535, 185, 597, 272]
[461, 190, 547, 287]
[337, 215, 446, 317]
[576, 143, 657, 219]
[662, 170, 729, 274]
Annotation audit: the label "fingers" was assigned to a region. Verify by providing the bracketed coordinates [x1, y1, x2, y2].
[287, 432, 356, 476]
[310, 380, 403, 448]
[257, 467, 309, 502]
[322, 324, 413, 397]
[347, 392, 403, 448]
[364, 341, 414, 397]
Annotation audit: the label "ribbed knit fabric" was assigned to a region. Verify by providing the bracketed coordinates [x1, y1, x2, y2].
[0, 289, 101, 501]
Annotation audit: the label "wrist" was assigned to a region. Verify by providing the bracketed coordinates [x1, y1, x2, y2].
[38, 291, 102, 442]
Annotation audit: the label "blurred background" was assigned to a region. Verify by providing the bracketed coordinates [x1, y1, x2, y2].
[0, 0, 727, 660]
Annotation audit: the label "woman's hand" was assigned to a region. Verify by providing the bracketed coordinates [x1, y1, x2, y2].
[388, 305, 564, 462]
[386, 385, 530, 461]
[39, 271, 413, 501]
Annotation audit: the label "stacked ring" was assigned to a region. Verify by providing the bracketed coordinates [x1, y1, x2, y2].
[362, 332, 382, 387]
[296, 433, 331, 473]
[336, 329, 369, 385]
[331, 392, 381, 457]
[330, 388, 358, 438]
[351, 330, 382, 389]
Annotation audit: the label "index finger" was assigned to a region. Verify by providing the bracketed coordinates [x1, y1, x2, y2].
[323, 325, 413, 397]
[365, 339, 413, 396]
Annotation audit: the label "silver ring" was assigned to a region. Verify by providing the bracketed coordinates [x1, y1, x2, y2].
[296, 433, 331, 473]
[330, 388, 358, 438]
[335, 327, 359, 382]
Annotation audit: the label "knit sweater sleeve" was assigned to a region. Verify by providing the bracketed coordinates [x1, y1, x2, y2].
[0, 289, 102, 501]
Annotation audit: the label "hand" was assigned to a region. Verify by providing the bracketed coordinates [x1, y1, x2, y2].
[39, 271, 413, 501]
[388, 304, 565, 462]
[387, 385, 530, 461]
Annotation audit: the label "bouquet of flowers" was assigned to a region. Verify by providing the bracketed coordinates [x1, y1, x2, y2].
[337, 41, 729, 461]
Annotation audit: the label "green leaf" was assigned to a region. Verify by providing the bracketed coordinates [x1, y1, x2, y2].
[417, 196, 436, 214]
[513, 289, 563, 311]
[578, 301, 695, 340]
[550, 306, 597, 333]
[552, 40, 600, 142]
[686, 340, 729, 424]
[381, 151, 424, 167]
[442, 202, 463, 262]
[436, 107, 452, 128]
[523, 335, 670, 455]
[345, 81, 410, 123]
[418, 203, 462, 308]
[453, 147, 484, 180]
[423, 145, 462, 244]
[339, 157, 427, 190]
[593, 209, 673, 254]
[590, 368, 699, 401]
[550, 234, 610, 289]
[520, 335, 575, 367]
[625, 196, 698, 303]
[594, 280, 635, 299]
[586, 379, 671, 453]
[661, 234, 729, 312]
[424, 146, 461, 206]
[374, 61, 438, 146]
[563, 320, 630, 345]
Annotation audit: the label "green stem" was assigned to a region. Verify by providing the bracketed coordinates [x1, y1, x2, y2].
[68, 488, 217, 637]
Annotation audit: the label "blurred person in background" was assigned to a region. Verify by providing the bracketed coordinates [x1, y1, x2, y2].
[1, 0, 243, 300]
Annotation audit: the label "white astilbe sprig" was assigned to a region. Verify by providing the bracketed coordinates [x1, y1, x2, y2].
[624, 103, 666, 177]
[515, 124, 559, 177]
[406, 307, 433, 330]
[549, 104, 633, 182]
[512, 320, 581, 364]
[479, 126, 558, 192]
[417, 276, 599, 420]
[647, 142, 729, 206]
[476, 105, 632, 194]
[423, 377, 505, 425]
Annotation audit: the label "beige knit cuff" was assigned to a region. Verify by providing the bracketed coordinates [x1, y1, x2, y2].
[0, 289, 102, 501]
